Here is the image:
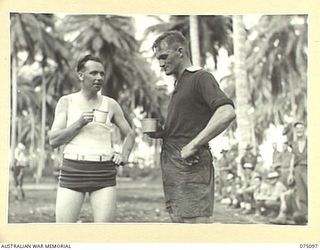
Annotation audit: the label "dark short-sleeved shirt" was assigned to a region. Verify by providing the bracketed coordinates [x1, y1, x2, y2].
[291, 139, 307, 166]
[160, 67, 234, 218]
[163, 67, 234, 144]
[277, 150, 292, 170]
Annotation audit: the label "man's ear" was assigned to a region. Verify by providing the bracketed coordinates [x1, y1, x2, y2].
[178, 47, 183, 57]
[78, 72, 84, 81]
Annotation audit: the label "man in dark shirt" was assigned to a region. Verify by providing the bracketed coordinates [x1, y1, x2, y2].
[148, 31, 235, 223]
[288, 121, 308, 223]
[240, 144, 257, 169]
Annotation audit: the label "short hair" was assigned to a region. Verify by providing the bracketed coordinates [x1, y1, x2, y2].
[152, 30, 189, 52]
[76, 55, 104, 72]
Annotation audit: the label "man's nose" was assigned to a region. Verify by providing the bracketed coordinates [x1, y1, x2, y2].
[159, 59, 165, 67]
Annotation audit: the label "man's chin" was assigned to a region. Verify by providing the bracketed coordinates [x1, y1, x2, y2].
[94, 86, 102, 91]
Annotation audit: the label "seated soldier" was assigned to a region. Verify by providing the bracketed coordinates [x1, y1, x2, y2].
[252, 174, 269, 216]
[231, 175, 242, 208]
[234, 163, 259, 214]
[220, 172, 236, 205]
[254, 171, 287, 217]
[270, 180, 307, 225]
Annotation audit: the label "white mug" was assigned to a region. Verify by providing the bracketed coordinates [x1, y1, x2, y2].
[93, 109, 108, 123]
[141, 118, 157, 133]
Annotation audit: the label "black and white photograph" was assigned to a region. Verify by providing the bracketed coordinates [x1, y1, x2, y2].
[7, 12, 309, 226]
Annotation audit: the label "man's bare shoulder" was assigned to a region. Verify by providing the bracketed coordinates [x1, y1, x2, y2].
[55, 93, 77, 112]
[103, 95, 121, 109]
[58, 93, 77, 104]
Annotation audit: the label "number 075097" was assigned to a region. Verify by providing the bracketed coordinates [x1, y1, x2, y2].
[300, 244, 319, 248]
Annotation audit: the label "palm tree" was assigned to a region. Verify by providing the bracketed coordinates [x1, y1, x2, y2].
[221, 15, 307, 145]
[15, 77, 41, 152]
[145, 15, 233, 68]
[232, 15, 255, 158]
[246, 15, 307, 135]
[10, 13, 37, 169]
[10, 54, 18, 169]
[11, 13, 72, 182]
[57, 15, 162, 122]
[189, 16, 201, 66]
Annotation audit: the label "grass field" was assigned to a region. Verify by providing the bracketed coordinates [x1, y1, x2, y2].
[8, 177, 268, 224]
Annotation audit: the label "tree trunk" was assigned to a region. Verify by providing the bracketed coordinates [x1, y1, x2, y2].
[36, 65, 46, 183]
[29, 106, 35, 154]
[189, 15, 201, 67]
[233, 15, 255, 158]
[10, 54, 17, 168]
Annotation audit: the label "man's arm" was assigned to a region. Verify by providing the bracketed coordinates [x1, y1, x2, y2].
[111, 100, 135, 164]
[287, 154, 295, 185]
[49, 96, 93, 148]
[181, 104, 236, 159]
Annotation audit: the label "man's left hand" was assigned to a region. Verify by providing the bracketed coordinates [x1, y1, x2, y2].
[112, 152, 124, 165]
[181, 143, 199, 165]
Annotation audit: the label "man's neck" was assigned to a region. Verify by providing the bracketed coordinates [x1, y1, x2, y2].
[80, 88, 99, 101]
[174, 60, 193, 81]
[297, 135, 306, 142]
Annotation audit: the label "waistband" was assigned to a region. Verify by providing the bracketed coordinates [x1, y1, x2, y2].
[63, 153, 113, 162]
[163, 139, 209, 149]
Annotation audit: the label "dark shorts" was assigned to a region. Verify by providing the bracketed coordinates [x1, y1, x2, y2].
[59, 158, 117, 193]
[161, 141, 215, 218]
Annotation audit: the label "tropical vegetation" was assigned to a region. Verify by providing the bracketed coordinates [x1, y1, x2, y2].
[10, 14, 307, 182]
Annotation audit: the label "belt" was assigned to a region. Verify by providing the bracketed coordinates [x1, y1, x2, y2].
[63, 153, 113, 162]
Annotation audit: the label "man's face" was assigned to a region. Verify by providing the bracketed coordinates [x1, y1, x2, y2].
[253, 177, 262, 186]
[80, 60, 105, 92]
[154, 40, 181, 76]
[295, 124, 305, 138]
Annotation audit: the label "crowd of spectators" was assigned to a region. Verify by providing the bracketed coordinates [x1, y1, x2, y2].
[216, 122, 308, 225]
